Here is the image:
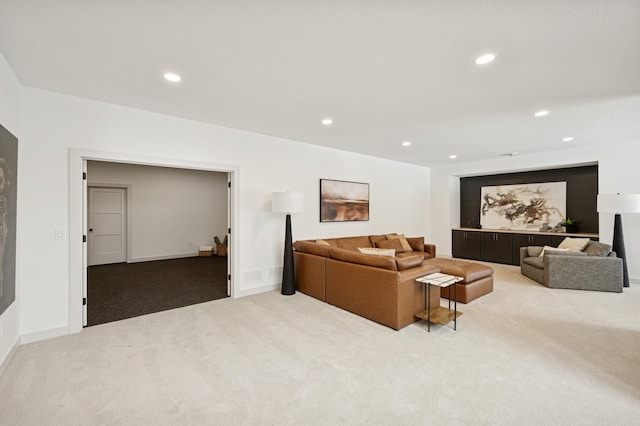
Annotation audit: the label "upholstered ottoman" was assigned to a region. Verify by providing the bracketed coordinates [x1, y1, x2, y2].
[424, 258, 494, 303]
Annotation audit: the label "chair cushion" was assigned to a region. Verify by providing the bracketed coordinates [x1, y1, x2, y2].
[539, 246, 570, 257]
[523, 257, 544, 269]
[558, 237, 590, 252]
[583, 241, 612, 257]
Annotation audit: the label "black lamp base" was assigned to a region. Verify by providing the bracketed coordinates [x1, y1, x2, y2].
[612, 213, 629, 288]
[281, 214, 296, 295]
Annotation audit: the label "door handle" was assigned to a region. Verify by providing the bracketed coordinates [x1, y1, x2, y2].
[89, 228, 93, 232]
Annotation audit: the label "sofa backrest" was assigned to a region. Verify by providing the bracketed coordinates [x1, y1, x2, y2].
[335, 235, 372, 250]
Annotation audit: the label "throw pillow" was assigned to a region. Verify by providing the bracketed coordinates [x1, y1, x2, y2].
[357, 247, 396, 257]
[527, 246, 544, 257]
[386, 233, 413, 252]
[582, 241, 612, 257]
[406, 237, 425, 252]
[396, 255, 424, 271]
[557, 237, 590, 252]
[316, 239, 331, 246]
[376, 239, 405, 252]
[539, 246, 570, 257]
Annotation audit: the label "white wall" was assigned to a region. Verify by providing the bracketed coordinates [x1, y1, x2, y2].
[87, 161, 228, 262]
[18, 87, 432, 340]
[430, 144, 640, 281]
[0, 53, 21, 371]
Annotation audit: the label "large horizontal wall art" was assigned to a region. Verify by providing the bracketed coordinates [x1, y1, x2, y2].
[0, 123, 17, 316]
[320, 179, 369, 222]
[480, 182, 566, 231]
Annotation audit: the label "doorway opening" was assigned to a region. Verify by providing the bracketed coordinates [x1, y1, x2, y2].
[68, 149, 239, 333]
[84, 161, 230, 326]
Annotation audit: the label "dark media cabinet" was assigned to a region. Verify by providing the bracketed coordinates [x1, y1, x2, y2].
[452, 228, 599, 266]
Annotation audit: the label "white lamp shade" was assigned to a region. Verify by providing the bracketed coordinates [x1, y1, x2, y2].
[597, 194, 640, 213]
[272, 192, 304, 214]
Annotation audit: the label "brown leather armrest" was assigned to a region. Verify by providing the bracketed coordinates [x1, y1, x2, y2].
[423, 244, 436, 258]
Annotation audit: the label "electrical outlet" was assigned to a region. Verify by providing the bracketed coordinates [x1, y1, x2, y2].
[54, 229, 65, 240]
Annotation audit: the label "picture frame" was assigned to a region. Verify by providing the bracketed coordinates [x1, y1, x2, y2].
[320, 179, 369, 222]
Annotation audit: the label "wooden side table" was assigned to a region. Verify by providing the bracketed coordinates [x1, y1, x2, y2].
[415, 273, 463, 332]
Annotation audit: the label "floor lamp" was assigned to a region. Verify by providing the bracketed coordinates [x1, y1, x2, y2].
[272, 192, 304, 295]
[597, 193, 640, 288]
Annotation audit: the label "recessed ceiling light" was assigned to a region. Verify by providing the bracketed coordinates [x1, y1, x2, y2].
[509, 152, 519, 156]
[475, 53, 495, 65]
[163, 72, 181, 82]
[449, 154, 457, 159]
[562, 137, 574, 142]
[402, 141, 412, 147]
[322, 118, 333, 126]
[534, 110, 550, 117]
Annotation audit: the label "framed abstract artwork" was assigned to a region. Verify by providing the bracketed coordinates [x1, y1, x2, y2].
[320, 179, 369, 222]
[0, 123, 17, 315]
[480, 181, 566, 231]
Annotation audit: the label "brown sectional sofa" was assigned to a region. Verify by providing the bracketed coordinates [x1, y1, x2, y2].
[293, 233, 493, 330]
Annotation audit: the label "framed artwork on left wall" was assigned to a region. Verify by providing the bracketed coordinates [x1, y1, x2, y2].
[0, 123, 18, 315]
[320, 179, 369, 222]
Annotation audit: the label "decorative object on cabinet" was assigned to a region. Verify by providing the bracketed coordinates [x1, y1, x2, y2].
[597, 193, 640, 288]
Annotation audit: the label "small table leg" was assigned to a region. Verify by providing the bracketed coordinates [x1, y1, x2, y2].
[453, 282, 457, 331]
[427, 283, 431, 332]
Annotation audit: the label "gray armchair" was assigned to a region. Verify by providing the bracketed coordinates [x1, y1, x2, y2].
[520, 242, 623, 293]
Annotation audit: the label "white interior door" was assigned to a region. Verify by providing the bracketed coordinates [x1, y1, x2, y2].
[88, 187, 127, 266]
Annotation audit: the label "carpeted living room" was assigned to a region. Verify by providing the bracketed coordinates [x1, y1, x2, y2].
[2, 263, 639, 424]
[1, 2, 640, 425]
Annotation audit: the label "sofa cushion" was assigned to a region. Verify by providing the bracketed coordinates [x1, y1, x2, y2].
[405, 237, 425, 252]
[558, 237, 590, 252]
[376, 239, 405, 252]
[424, 258, 493, 283]
[368, 234, 387, 248]
[293, 240, 331, 257]
[583, 241, 612, 257]
[329, 247, 397, 271]
[336, 236, 372, 250]
[396, 251, 431, 260]
[357, 247, 395, 257]
[386, 233, 413, 252]
[395, 255, 424, 271]
[523, 256, 544, 269]
[316, 239, 331, 246]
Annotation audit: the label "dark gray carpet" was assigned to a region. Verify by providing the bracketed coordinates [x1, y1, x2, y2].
[87, 256, 228, 326]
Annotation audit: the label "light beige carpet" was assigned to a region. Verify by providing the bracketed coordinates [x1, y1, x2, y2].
[1, 263, 639, 425]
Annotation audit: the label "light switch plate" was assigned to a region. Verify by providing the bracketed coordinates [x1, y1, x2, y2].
[55, 229, 65, 240]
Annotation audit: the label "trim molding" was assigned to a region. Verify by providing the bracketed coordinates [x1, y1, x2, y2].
[128, 252, 199, 263]
[20, 325, 69, 345]
[0, 335, 20, 379]
[239, 282, 278, 298]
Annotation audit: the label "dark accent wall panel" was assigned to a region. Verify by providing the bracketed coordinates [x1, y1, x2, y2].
[459, 165, 598, 233]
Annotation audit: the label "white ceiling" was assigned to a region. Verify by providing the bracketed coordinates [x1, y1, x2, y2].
[1, 1, 639, 167]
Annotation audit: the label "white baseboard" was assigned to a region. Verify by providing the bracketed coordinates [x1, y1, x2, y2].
[630, 277, 640, 285]
[20, 325, 69, 345]
[0, 336, 20, 378]
[239, 282, 278, 298]
[128, 252, 199, 263]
